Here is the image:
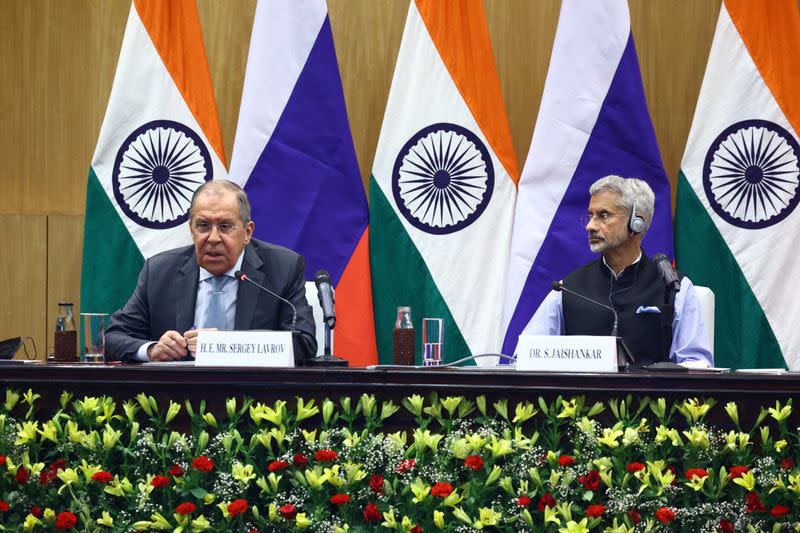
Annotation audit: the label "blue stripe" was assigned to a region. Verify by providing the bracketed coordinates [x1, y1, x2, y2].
[502, 33, 673, 355]
[243, 17, 367, 286]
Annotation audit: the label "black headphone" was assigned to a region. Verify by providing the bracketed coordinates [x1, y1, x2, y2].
[629, 197, 646, 234]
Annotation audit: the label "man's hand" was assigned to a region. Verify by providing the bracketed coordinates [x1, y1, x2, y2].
[147, 330, 189, 361]
[183, 328, 218, 356]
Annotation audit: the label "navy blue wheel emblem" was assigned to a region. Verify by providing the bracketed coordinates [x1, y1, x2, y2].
[703, 119, 800, 229]
[113, 120, 213, 229]
[392, 123, 494, 234]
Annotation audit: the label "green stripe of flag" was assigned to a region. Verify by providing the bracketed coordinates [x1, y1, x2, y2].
[80, 168, 144, 315]
[369, 176, 472, 365]
[675, 170, 785, 370]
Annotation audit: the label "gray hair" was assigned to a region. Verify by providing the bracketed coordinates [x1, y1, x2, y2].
[189, 180, 251, 225]
[589, 175, 655, 235]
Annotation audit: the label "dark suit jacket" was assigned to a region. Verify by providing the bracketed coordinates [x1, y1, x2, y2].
[106, 239, 317, 362]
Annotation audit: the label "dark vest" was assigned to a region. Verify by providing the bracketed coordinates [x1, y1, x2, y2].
[562, 253, 675, 365]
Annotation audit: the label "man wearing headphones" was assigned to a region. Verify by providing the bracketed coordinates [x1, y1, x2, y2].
[521, 175, 713, 367]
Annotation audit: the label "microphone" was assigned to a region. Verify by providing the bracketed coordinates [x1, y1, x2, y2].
[234, 271, 297, 331]
[653, 253, 681, 292]
[314, 270, 336, 328]
[551, 280, 620, 336]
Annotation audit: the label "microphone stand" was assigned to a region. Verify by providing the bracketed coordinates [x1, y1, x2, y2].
[307, 322, 348, 367]
[554, 281, 634, 368]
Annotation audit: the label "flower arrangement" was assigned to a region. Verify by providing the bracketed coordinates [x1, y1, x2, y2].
[0, 388, 799, 532]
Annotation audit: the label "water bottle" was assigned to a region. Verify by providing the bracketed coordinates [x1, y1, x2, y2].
[392, 306, 416, 365]
[54, 302, 77, 362]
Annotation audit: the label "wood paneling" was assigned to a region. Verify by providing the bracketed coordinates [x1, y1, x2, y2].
[0, 215, 47, 359]
[0, 0, 722, 215]
[47, 215, 84, 359]
[0, 0, 723, 347]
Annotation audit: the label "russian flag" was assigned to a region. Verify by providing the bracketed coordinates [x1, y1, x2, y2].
[501, 0, 673, 355]
[229, 0, 376, 365]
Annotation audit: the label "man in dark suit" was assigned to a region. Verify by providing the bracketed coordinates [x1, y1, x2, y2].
[106, 180, 317, 362]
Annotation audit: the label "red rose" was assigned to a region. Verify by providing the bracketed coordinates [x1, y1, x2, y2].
[719, 519, 734, 533]
[314, 449, 339, 462]
[49, 459, 67, 472]
[537, 492, 556, 512]
[248, 530, 260, 533]
[558, 455, 576, 467]
[431, 482, 454, 498]
[369, 474, 384, 494]
[655, 507, 675, 524]
[464, 455, 484, 471]
[410, 526, 423, 533]
[396, 459, 416, 474]
[151, 475, 170, 488]
[517, 495, 532, 507]
[626, 462, 646, 473]
[192, 455, 214, 472]
[228, 499, 248, 517]
[31, 505, 42, 517]
[728, 465, 749, 479]
[293, 453, 308, 467]
[15, 466, 30, 484]
[55, 511, 78, 530]
[579, 470, 600, 491]
[363, 503, 382, 522]
[0, 500, 8, 512]
[685, 468, 709, 480]
[330, 493, 351, 505]
[176, 502, 197, 515]
[169, 464, 184, 477]
[92, 471, 113, 483]
[746, 491, 766, 513]
[781, 457, 795, 470]
[627, 510, 641, 525]
[770, 504, 789, 517]
[39, 469, 57, 485]
[268, 460, 290, 472]
[0, 455, 6, 465]
[586, 504, 605, 518]
[279, 503, 296, 519]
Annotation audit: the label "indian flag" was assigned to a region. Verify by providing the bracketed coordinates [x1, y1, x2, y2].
[675, 0, 800, 370]
[81, 0, 227, 316]
[369, 0, 519, 365]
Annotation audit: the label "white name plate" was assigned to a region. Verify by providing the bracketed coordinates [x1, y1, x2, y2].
[195, 330, 294, 367]
[514, 335, 618, 373]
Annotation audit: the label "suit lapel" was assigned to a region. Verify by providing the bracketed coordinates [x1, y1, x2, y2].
[235, 245, 264, 330]
[175, 252, 199, 333]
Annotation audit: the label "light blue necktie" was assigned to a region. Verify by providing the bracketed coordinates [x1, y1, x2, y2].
[206, 276, 227, 330]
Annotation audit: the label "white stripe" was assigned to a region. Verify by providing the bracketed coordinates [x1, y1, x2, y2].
[502, 0, 630, 330]
[91, 4, 227, 257]
[681, 4, 800, 369]
[228, 0, 327, 186]
[372, 2, 516, 362]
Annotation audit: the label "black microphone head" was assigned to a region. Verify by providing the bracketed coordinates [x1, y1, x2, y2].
[551, 281, 563, 291]
[234, 270, 246, 281]
[653, 253, 669, 264]
[315, 269, 332, 285]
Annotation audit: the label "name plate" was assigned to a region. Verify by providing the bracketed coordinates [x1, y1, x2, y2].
[514, 335, 618, 373]
[195, 330, 294, 367]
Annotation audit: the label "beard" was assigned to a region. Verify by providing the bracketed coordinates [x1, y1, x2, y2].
[589, 229, 627, 253]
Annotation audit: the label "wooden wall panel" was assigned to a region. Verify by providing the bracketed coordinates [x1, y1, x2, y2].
[0, 0, 725, 340]
[47, 215, 84, 359]
[0, 215, 47, 359]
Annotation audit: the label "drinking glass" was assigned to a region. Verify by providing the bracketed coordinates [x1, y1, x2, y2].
[422, 318, 443, 366]
[81, 313, 108, 363]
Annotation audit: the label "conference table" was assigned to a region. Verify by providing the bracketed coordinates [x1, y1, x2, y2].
[1, 363, 797, 423]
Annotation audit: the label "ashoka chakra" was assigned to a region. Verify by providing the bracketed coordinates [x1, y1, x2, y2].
[112, 120, 213, 229]
[702, 119, 800, 229]
[392, 123, 494, 235]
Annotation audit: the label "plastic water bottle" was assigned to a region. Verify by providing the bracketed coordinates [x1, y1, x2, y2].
[392, 306, 416, 365]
